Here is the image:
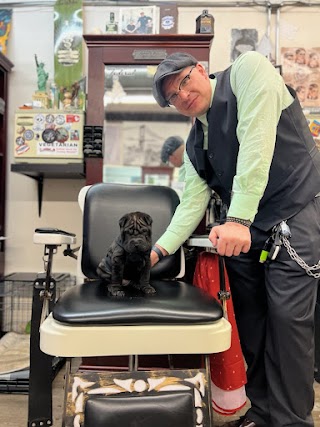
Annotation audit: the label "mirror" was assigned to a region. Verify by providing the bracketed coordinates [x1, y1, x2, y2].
[103, 64, 192, 185]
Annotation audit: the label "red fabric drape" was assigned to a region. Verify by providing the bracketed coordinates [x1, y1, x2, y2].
[193, 251, 247, 391]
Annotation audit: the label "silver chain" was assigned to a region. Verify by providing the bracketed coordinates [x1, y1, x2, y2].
[282, 237, 320, 279]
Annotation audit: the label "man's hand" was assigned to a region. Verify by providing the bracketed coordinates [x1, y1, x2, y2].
[209, 222, 251, 256]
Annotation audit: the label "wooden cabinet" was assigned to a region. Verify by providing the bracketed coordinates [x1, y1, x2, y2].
[83, 34, 214, 184]
[0, 52, 13, 278]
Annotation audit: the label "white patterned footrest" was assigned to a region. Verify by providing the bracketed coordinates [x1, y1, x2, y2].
[65, 369, 211, 427]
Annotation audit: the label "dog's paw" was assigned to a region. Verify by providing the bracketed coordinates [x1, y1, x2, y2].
[143, 285, 156, 295]
[107, 284, 125, 297]
[132, 282, 156, 295]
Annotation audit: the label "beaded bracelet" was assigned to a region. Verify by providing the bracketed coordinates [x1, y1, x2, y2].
[226, 217, 252, 227]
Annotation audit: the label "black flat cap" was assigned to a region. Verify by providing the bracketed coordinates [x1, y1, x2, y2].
[161, 135, 184, 164]
[153, 52, 198, 107]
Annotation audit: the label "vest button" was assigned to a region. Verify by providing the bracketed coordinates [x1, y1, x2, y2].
[208, 153, 214, 159]
[217, 171, 223, 177]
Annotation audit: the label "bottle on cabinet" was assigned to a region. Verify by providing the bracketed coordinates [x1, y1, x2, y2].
[196, 10, 214, 35]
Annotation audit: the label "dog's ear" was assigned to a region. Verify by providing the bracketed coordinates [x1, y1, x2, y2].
[119, 213, 130, 229]
[142, 213, 153, 226]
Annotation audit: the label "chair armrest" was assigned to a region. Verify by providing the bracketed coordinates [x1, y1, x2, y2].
[33, 228, 77, 246]
[187, 235, 214, 249]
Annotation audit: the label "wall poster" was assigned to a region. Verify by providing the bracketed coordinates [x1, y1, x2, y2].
[281, 47, 320, 109]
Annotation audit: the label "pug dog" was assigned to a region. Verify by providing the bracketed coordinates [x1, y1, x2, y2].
[96, 211, 156, 297]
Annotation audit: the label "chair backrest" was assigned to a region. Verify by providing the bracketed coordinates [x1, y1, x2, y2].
[80, 183, 182, 280]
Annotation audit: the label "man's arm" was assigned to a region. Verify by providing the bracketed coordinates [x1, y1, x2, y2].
[209, 51, 293, 256]
[151, 153, 211, 266]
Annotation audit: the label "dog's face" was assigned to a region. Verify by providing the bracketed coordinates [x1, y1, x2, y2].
[119, 211, 152, 254]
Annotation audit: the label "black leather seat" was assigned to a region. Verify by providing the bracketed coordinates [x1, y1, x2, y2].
[37, 183, 231, 427]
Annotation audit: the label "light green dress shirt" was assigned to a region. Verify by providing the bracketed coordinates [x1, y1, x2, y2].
[178, 163, 186, 182]
[157, 51, 294, 254]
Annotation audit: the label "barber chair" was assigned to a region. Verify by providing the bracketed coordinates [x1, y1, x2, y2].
[33, 182, 231, 427]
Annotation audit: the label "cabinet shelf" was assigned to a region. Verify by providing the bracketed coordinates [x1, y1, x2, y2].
[11, 163, 85, 216]
[11, 162, 85, 179]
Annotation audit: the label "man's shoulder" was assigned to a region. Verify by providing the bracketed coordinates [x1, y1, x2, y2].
[230, 51, 272, 84]
[232, 51, 269, 70]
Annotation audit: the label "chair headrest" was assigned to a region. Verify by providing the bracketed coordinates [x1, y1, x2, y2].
[81, 183, 181, 280]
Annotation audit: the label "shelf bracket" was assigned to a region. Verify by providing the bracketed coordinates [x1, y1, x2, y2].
[29, 175, 44, 217]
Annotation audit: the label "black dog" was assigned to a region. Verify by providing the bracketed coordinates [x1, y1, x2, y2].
[96, 211, 156, 297]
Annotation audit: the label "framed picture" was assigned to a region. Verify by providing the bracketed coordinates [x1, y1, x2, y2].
[119, 6, 158, 35]
[159, 4, 178, 34]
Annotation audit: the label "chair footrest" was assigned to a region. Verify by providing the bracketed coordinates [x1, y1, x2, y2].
[40, 313, 231, 357]
[66, 369, 212, 427]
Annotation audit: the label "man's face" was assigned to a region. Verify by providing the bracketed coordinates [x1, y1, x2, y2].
[162, 64, 212, 117]
[295, 50, 306, 64]
[297, 87, 306, 102]
[308, 86, 319, 100]
[168, 147, 183, 167]
[309, 54, 319, 69]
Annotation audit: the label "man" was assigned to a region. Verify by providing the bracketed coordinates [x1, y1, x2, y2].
[150, 51, 320, 427]
[161, 135, 186, 181]
[136, 11, 152, 34]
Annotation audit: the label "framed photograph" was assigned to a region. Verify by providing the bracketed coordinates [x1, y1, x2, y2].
[119, 6, 158, 35]
[230, 28, 258, 62]
[84, 6, 119, 35]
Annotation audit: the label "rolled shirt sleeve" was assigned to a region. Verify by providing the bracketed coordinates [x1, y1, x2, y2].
[157, 152, 211, 254]
[227, 51, 294, 221]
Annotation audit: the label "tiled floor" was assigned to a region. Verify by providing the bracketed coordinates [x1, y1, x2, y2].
[0, 367, 320, 426]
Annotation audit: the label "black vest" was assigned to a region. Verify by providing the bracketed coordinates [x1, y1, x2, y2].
[186, 67, 320, 231]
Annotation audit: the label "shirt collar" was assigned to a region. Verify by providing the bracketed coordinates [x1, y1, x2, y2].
[197, 77, 216, 126]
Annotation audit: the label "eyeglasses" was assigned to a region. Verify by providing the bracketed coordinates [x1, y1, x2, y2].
[166, 65, 196, 106]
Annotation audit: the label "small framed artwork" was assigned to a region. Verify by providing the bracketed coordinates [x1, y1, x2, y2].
[159, 4, 178, 34]
[119, 6, 158, 35]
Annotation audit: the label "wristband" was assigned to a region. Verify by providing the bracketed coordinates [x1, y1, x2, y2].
[152, 245, 164, 261]
[226, 217, 252, 227]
